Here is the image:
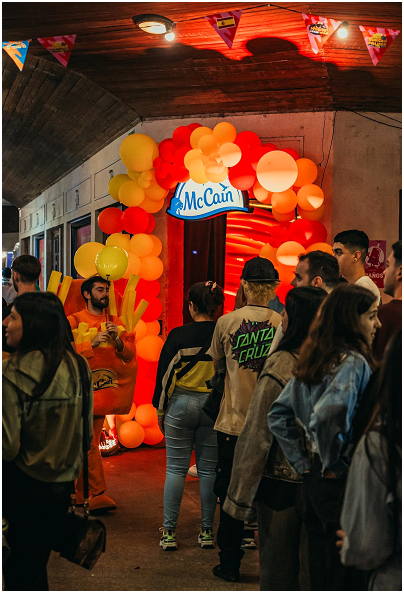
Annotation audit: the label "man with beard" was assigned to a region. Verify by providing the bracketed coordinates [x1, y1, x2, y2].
[68, 275, 134, 512]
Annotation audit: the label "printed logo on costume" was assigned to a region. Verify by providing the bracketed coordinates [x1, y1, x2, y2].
[230, 319, 275, 372]
[92, 369, 118, 391]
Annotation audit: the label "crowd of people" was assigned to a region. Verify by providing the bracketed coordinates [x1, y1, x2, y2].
[2, 229, 402, 591]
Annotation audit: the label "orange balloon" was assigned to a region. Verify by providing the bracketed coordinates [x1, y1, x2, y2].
[205, 168, 228, 183]
[129, 234, 153, 257]
[149, 234, 162, 257]
[136, 335, 164, 362]
[276, 241, 305, 267]
[272, 209, 296, 222]
[142, 425, 164, 445]
[306, 242, 333, 255]
[218, 143, 242, 167]
[259, 243, 278, 263]
[123, 252, 141, 279]
[297, 184, 324, 211]
[276, 265, 295, 284]
[141, 197, 165, 213]
[145, 180, 169, 201]
[134, 319, 148, 341]
[106, 233, 130, 251]
[190, 126, 213, 149]
[257, 151, 298, 193]
[294, 159, 318, 188]
[184, 149, 204, 172]
[116, 402, 137, 423]
[271, 189, 298, 214]
[139, 256, 164, 281]
[198, 135, 219, 156]
[118, 421, 144, 448]
[135, 403, 158, 427]
[145, 320, 160, 335]
[297, 203, 325, 221]
[213, 122, 237, 145]
[118, 180, 145, 207]
[190, 169, 209, 184]
[253, 181, 272, 204]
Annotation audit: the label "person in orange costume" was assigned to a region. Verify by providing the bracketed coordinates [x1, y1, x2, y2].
[68, 275, 135, 512]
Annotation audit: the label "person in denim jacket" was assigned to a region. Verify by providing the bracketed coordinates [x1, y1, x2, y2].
[268, 283, 381, 591]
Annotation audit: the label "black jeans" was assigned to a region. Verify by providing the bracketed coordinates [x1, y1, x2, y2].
[302, 455, 368, 591]
[3, 461, 73, 591]
[214, 431, 245, 573]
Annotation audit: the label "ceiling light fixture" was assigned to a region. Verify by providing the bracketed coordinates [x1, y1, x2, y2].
[337, 21, 349, 39]
[132, 14, 176, 41]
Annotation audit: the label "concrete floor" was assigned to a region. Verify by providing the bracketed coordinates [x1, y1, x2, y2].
[47, 444, 260, 591]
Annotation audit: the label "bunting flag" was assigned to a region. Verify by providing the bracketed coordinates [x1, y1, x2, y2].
[37, 35, 76, 67]
[205, 10, 242, 49]
[2, 40, 31, 71]
[359, 26, 400, 66]
[302, 13, 342, 54]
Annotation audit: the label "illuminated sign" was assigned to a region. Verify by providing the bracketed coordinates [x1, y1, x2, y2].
[166, 178, 248, 221]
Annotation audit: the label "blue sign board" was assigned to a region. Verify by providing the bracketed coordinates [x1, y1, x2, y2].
[166, 178, 248, 221]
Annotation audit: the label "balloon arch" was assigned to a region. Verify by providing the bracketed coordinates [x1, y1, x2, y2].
[61, 122, 332, 448]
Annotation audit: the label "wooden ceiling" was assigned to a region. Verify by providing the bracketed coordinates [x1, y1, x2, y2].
[2, 2, 402, 208]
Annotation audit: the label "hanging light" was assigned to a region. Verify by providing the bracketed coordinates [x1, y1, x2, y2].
[338, 21, 349, 39]
[132, 14, 176, 40]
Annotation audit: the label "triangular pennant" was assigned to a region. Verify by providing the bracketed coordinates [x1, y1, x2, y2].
[359, 26, 400, 66]
[205, 10, 242, 49]
[2, 40, 30, 71]
[37, 35, 76, 67]
[302, 13, 342, 54]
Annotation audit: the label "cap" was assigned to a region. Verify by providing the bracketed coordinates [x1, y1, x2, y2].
[241, 257, 279, 283]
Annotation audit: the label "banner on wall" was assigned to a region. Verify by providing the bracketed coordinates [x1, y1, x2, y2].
[166, 178, 249, 220]
[2, 40, 31, 71]
[365, 240, 386, 288]
[37, 35, 76, 67]
[302, 13, 342, 54]
[204, 10, 242, 49]
[359, 26, 400, 66]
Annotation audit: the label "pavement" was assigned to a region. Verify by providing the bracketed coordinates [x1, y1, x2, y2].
[47, 444, 260, 591]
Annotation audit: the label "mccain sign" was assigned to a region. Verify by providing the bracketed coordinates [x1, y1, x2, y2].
[166, 178, 248, 220]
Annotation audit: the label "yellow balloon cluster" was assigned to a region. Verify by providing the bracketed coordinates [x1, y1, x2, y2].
[126, 233, 163, 282]
[183, 122, 241, 184]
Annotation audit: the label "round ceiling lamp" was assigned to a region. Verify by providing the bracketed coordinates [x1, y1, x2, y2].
[132, 14, 176, 41]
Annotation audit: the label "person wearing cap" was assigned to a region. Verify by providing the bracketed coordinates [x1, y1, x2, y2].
[208, 256, 282, 583]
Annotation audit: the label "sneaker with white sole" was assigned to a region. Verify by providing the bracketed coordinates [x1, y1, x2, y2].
[187, 464, 198, 478]
[241, 536, 257, 549]
[159, 528, 177, 550]
[198, 529, 215, 548]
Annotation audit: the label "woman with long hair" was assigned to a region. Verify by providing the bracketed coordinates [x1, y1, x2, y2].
[268, 283, 381, 591]
[338, 330, 401, 591]
[2, 292, 93, 591]
[223, 286, 327, 590]
[152, 281, 225, 551]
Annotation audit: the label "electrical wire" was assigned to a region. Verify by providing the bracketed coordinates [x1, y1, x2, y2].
[320, 110, 337, 188]
[336, 106, 402, 129]
[359, 110, 402, 123]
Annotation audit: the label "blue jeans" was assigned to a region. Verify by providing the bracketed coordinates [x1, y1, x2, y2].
[163, 389, 218, 531]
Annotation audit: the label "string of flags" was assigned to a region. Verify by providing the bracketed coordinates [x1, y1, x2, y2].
[2, 8, 400, 72]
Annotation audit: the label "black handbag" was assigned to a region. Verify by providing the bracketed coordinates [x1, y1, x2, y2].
[202, 358, 226, 422]
[54, 380, 106, 570]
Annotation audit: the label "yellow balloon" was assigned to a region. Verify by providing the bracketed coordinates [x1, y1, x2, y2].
[106, 233, 130, 251]
[190, 169, 209, 184]
[138, 176, 151, 189]
[109, 174, 131, 201]
[205, 168, 229, 183]
[150, 234, 162, 257]
[139, 256, 164, 281]
[120, 134, 159, 172]
[141, 197, 165, 213]
[95, 246, 129, 281]
[118, 180, 145, 207]
[145, 179, 169, 201]
[123, 252, 141, 279]
[127, 169, 141, 181]
[190, 126, 213, 149]
[134, 319, 148, 341]
[74, 242, 104, 278]
[129, 234, 154, 257]
[213, 122, 237, 145]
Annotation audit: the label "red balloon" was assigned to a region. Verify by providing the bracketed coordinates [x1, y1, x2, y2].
[171, 166, 190, 183]
[250, 146, 275, 171]
[98, 208, 123, 235]
[141, 297, 162, 322]
[172, 126, 192, 149]
[121, 207, 149, 234]
[263, 143, 278, 151]
[144, 215, 155, 234]
[174, 146, 189, 168]
[136, 278, 161, 298]
[234, 131, 261, 151]
[228, 158, 256, 191]
[187, 123, 202, 132]
[155, 160, 172, 179]
[133, 357, 158, 404]
[289, 219, 314, 247]
[113, 278, 127, 296]
[276, 281, 293, 305]
[282, 148, 300, 160]
[156, 174, 176, 190]
[308, 221, 327, 245]
[159, 139, 176, 164]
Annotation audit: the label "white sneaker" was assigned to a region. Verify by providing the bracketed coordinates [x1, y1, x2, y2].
[187, 464, 198, 478]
